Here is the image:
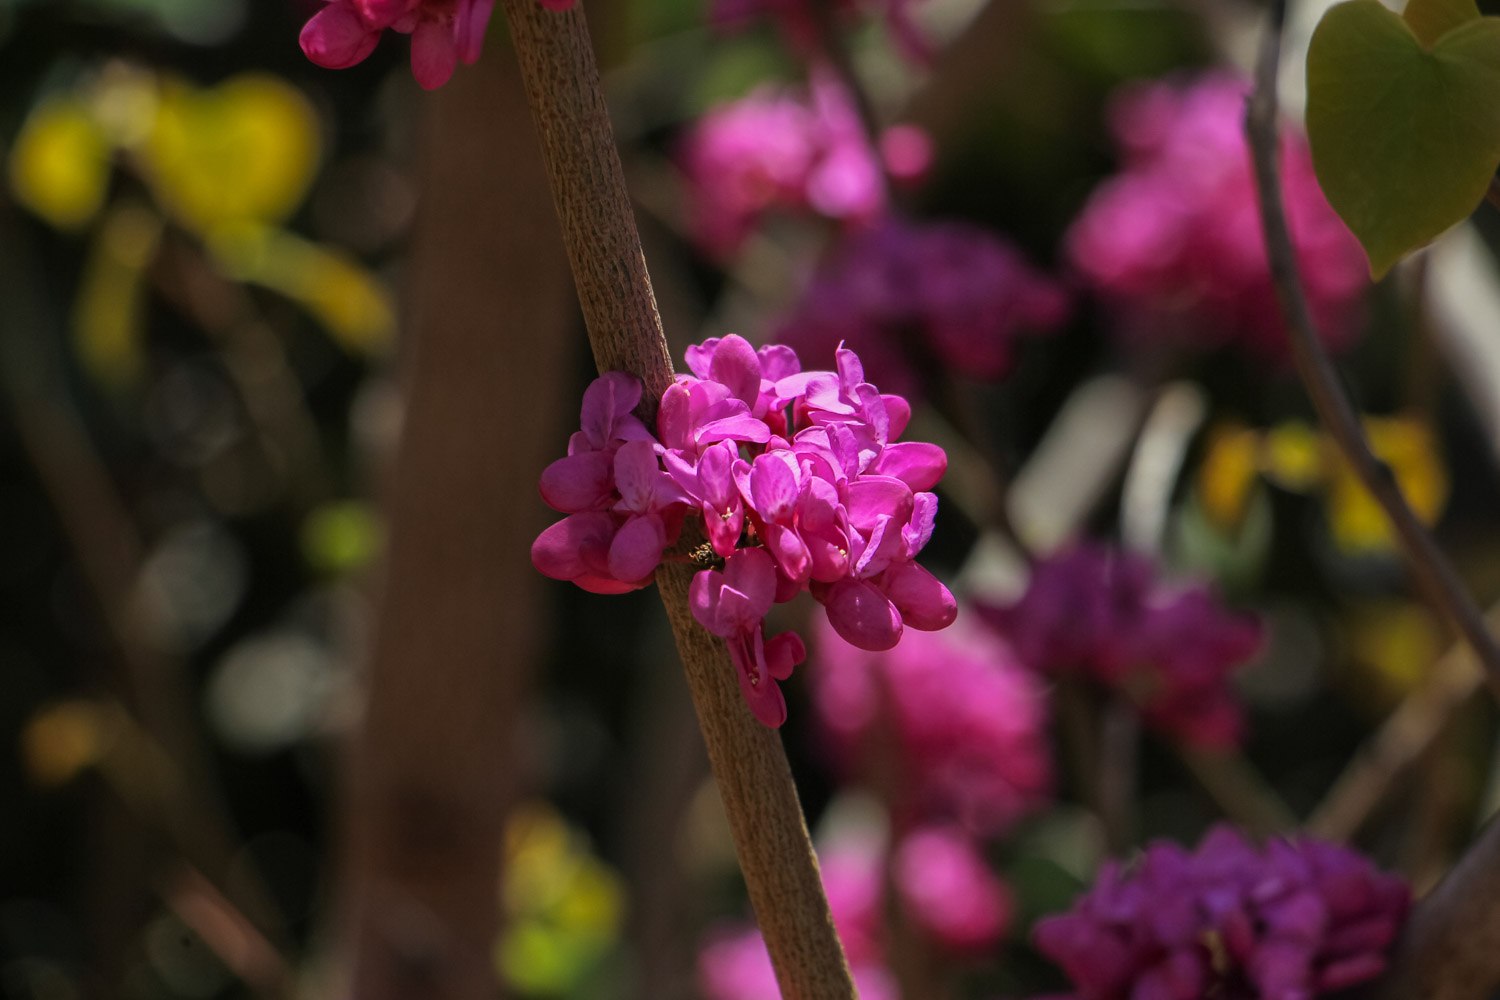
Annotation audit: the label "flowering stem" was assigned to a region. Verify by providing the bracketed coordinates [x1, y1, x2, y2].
[1245, 0, 1500, 706]
[1250, 5, 1500, 997]
[498, 2, 855, 995]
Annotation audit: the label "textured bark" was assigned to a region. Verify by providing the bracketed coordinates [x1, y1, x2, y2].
[499, 2, 856, 996]
[334, 39, 575, 1000]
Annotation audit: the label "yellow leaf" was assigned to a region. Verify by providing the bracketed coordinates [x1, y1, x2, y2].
[1327, 416, 1449, 551]
[1262, 421, 1327, 492]
[8, 96, 112, 230]
[208, 225, 394, 355]
[72, 202, 163, 385]
[1197, 425, 1261, 531]
[143, 74, 320, 233]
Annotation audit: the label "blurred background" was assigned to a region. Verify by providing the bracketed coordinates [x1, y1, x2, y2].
[6, 0, 1500, 998]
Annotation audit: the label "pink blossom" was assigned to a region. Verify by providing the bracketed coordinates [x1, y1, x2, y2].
[981, 544, 1263, 748]
[534, 338, 955, 727]
[812, 616, 1053, 835]
[1066, 72, 1367, 358]
[300, 0, 553, 89]
[678, 72, 932, 258]
[1034, 825, 1409, 1000]
[895, 825, 1014, 954]
[777, 218, 1069, 399]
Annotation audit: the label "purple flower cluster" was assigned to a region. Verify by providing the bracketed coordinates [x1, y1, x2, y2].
[1066, 73, 1367, 358]
[812, 616, 1052, 836]
[710, 0, 932, 64]
[981, 544, 1262, 748]
[532, 336, 957, 728]
[699, 824, 1012, 998]
[1034, 825, 1409, 1000]
[677, 72, 932, 259]
[301, 0, 565, 89]
[777, 218, 1070, 400]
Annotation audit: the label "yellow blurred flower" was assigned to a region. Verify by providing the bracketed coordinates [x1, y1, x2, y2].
[1197, 424, 1260, 531]
[142, 74, 320, 234]
[1327, 417, 1448, 552]
[72, 201, 163, 385]
[8, 96, 112, 230]
[21, 700, 122, 787]
[497, 802, 624, 996]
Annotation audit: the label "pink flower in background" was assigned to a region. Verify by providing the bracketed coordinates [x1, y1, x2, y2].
[777, 218, 1070, 399]
[895, 825, 1014, 954]
[300, 0, 566, 88]
[1034, 825, 1409, 1000]
[1066, 72, 1367, 358]
[533, 336, 956, 727]
[699, 824, 1013, 998]
[812, 616, 1052, 836]
[981, 544, 1263, 748]
[710, 0, 933, 64]
[678, 72, 932, 258]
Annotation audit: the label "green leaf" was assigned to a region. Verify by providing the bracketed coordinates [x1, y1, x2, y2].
[1402, 0, 1480, 48]
[1306, 0, 1500, 278]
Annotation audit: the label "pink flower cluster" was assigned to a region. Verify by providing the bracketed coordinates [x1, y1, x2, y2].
[531, 336, 956, 728]
[777, 218, 1070, 399]
[710, 0, 932, 64]
[1065, 73, 1368, 358]
[700, 825, 1012, 999]
[300, 0, 570, 89]
[1034, 825, 1409, 1000]
[678, 72, 932, 258]
[812, 617, 1052, 836]
[981, 544, 1262, 748]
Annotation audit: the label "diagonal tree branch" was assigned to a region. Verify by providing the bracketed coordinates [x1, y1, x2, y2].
[1248, 6, 1500, 998]
[1244, 0, 1500, 705]
[498, 2, 855, 996]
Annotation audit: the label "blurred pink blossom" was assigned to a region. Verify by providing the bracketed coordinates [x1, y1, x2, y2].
[811, 616, 1053, 836]
[1034, 825, 1409, 1000]
[777, 218, 1069, 399]
[1066, 72, 1367, 358]
[980, 544, 1262, 748]
[678, 72, 932, 258]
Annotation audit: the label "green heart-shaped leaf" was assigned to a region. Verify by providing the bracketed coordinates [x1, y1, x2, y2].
[1403, 0, 1480, 48]
[1306, 0, 1500, 278]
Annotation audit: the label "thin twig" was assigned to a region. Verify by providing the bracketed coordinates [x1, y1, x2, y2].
[1248, 8, 1500, 997]
[1245, 0, 1500, 706]
[498, 3, 854, 996]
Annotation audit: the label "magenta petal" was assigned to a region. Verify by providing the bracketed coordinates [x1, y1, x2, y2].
[410, 17, 458, 89]
[757, 344, 801, 381]
[729, 630, 787, 728]
[882, 562, 957, 631]
[722, 548, 776, 620]
[766, 523, 812, 582]
[884, 394, 912, 439]
[749, 454, 799, 522]
[704, 502, 743, 557]
[710, 334, 763, 406]
[612, 440, 661, 512]
[300, 3, 381, 69]
[764, 630, 805, 681]
[696, 412, 772, 446]
[607, 513, 665, 582]
[538, 451, 613, 512]
[689, 568, 723, 635]
[355, 0, 413, 28]
[531, 512, 615, 581]
[823, 579, 902, 650]
[871, 441, 947, 492]
[455, 0, 494, 63]
[683, 339, 718, 380]
[845, 477, 914, 530]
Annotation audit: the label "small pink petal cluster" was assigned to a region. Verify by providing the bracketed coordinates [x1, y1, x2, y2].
[981, 544, 1262, 748]
[531, 336, 957, 728]
[299, 0, 571, 90]
[678, 71, 933, 258]
[1066, 72, 1367, 358]
[700, 825, 1011, 998]
[1034, 825, 1409, 1000]
[777, 218, 1070, 400]
[812, 617, 1052, 836]
[710, 0, 932, 64]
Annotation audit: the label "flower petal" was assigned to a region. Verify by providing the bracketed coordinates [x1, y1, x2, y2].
[410, 17, 459, 90]
[607, 513, 665, 582]
[822, 578, 902, 650]
[538, 451, 613, 512]
[300, 2, 381, 69]
[881, 562, 956, 631]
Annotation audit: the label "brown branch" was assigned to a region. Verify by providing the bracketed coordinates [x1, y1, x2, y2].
[1248, 6, 1500, 998]
[498, 2, 855, 996]
[1244, 0, 1500, 706]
